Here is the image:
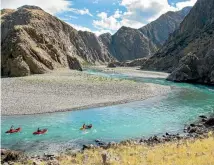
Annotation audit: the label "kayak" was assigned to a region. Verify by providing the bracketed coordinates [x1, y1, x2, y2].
[5, 127, 21, 134]
[80, 124, 92, 130]
[33, 129, 48, 135]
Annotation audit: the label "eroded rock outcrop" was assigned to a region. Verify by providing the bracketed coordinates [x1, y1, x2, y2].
[141, 0, 214, 84]
[1, 6, 114, 77]
[78, 31, 113, 64]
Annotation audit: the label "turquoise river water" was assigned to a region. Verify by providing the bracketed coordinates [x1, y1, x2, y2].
[1, 69, 214, 155]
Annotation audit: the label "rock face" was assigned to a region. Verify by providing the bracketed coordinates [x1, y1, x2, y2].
[110, 26, 157, 61]
[99, 33, 114, 57]
[77, 31, 114, 64]
[139, 7, 191, 47]
[1, 6, 114, 77]
[100, 7, 190, 61]
[141, 0, 214, 84]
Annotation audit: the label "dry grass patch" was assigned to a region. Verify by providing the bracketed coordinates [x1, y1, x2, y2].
[56, 135, 214, 165]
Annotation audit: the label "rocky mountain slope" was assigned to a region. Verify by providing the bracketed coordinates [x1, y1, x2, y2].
[110, 26, 157, 61]
[139, 7, 191, 47]
[100, 7, 191, 61]
[1, 6, 114, 77]
[141, 0, 214, 84]
[1, 5, 191, 77]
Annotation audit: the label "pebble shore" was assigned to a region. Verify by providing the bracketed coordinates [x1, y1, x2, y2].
[2, 68, 171, 115]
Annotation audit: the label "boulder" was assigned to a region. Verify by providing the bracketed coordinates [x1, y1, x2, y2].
[199, 115, 208, 119]
[1, 150, 24, 162]
[95, 139, 107, 146]
[167, 53, 200, 82]
[204, 118, 214, 126]
[82, 144, 94, 150]
[107, 62, 116, 68]
[67, 56, 82, 71]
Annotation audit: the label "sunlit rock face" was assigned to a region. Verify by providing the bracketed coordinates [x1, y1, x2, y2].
[1, 5, 114, 77]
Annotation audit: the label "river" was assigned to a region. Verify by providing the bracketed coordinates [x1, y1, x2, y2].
[1, 69, 214, 155]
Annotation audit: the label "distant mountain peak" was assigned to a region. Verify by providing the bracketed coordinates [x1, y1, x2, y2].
[98, 7, 191, 61]
[17, 5, 43, 11]
[139, 7, 191, 47]
[99, 32, 111, 38]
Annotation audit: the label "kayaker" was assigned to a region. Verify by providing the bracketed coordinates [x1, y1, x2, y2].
[10, 125, 14, 131]
[37, 128, 41, 132]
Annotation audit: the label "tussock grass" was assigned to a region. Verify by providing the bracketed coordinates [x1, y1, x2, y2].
[57, 135, 214, 165]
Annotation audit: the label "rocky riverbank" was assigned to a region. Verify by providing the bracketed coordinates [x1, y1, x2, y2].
[2, 114, 214, 165]
[82, 114, 214, 150]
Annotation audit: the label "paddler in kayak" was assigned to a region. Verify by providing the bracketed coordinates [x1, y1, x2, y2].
[9, 125, 14, 131]
[37, 127, 41, 132]
[80, 123, 92, 130]
[33, 128, 48, 135]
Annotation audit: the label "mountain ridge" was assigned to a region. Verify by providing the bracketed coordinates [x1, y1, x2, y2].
[1, 5, 191, 77]
[141, 0, 214, 84]
[1, 6, 115, 77]
[139, 7, 192, 47]
[100, 7, 191, 61]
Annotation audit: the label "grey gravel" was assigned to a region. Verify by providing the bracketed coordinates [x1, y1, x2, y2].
[1, 68, 171, 115]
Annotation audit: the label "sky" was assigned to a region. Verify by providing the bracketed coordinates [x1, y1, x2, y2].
[1, 0, 197, 35]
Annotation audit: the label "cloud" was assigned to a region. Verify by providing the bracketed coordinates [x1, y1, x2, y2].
[66, 22, 112, 36]
[68, 8, 93, 17]
[120, 0, 176, 24]
[1, 0, 93, 17]
[59, 15, 78, 21]
[66, 22, 92, 32]
[93, 8, 145, 31]
[67, 15, 78, 19]
[175, 0, 197, 10]
[93, 10, 122, 31]
[120, 19, 145, 28]
[93, 29, 113, 36]
[1, 0, 71, 14]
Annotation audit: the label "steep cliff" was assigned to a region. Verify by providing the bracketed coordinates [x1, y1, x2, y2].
[141, 0, 214, 84]
[110, 26, 157, 61]
[139, 7, 191, 47]
[1, 6, 114, 77]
